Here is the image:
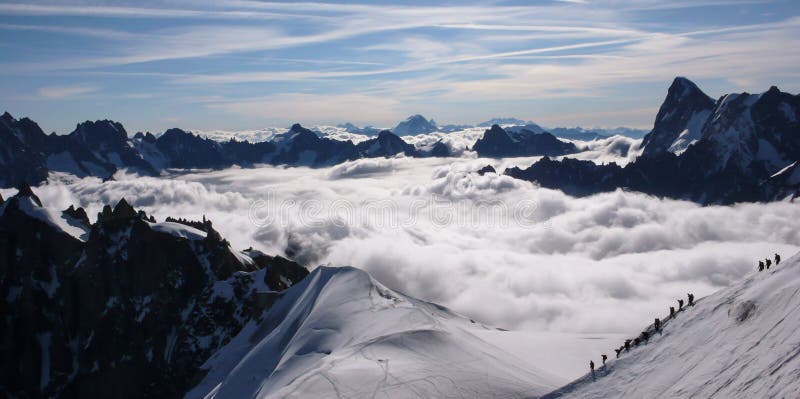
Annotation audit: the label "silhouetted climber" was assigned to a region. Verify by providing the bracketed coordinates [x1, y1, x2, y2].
[759, 260, 765, 272]
[670, 306, 675, 318]
[615, 347, 622, 358]
[688, 293, 694, 306]
[642, 331, 650, 344]
[624, 339, 631, 352]
[766, 258, 772, 269]
[678, 299, 684, 311]
[601, 354, 607, 368]
[654, 318, 662, 334]
[775, 253, 781, 265]
[633, 337, 641, 347]
[590, 360, 595, 381]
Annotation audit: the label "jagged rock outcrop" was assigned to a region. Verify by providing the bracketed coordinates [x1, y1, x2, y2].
[473, 125, 579, 157]
[477, 165, 497, 175]
[0, 187, 308, 398]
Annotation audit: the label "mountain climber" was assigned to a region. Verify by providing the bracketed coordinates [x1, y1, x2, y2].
[633, 337, 641, 347]
[670, 306, 675, 318]
[775, 253, 781, 265]
[654, 318, 662, 334]
[601, 354, 607, 367]
[766, 258, 772, 269]
[759, 260, 765, 271]
[625, 339, 631, 351]
[615, 347, 622, 358]
[688, 293, 695, 306]
[590, 360, 595, 381]
[678, 299, 684, 311]
[642, 331, 650, 344]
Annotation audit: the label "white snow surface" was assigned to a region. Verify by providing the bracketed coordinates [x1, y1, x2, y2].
[545, 250, 800, 399]
[3, 196, 91, 241]
[149, 221, 207, 240]
[667, 109, 711, 155]
[188, 266, 561, 399]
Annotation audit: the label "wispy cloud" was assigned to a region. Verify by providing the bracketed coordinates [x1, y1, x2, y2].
[36, 85, 99, 99]
[3, 0, 799, 130]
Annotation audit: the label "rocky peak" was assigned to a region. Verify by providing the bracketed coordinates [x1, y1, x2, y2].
[112, 198, 137, 219]
[393, 114, 438, 136]
[641, 77, 715, 157]
[63, 204, 90, 226]
[160, 127, 192, 139]
[1, 111, 14, 125]
[72, 119, 129, 147]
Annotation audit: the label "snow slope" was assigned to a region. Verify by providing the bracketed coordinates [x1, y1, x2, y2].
[188, 266, 560, 399]
[544, 250, 800, 399]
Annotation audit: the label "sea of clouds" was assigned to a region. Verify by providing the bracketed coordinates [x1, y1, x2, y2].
[5, 141, 799, 335]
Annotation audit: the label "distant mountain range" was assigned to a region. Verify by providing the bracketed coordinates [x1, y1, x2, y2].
[506, 77, 800, 204]
[338, 115, 647, 139]
[0, 118, 456, 185]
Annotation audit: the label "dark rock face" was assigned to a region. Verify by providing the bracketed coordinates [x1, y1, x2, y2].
[356, 130, 418, 157]
[155, 128, 227, 169]
[506, 78, 800, 204]
[429, 141, 451, 157]
[0, 113, 49, 186]
[477, 165, 496, 175]
[641, 77, 715, 157]
[269, 124, 360, 166]
[0, 188, 309, 398]
[473, 125, 579, 158]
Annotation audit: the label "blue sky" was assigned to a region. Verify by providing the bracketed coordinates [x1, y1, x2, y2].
[2, 0, 799, 134]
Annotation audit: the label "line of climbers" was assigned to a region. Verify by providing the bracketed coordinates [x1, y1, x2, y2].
[594, 291, 696, 380]
[757, 253, 781, 272]
[592, 253, 784, 380]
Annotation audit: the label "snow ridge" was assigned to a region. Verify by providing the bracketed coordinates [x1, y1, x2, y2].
[545, 251, 800, 399]
[189, 266, 560, 398]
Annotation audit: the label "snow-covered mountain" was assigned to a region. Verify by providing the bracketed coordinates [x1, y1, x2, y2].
[507, 78, 800, 204]
[392, 114, 439, 136]
[188, 266, 560, 398]
[545, 250, 800, 398]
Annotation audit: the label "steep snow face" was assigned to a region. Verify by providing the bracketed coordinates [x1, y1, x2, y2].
[546, 251, 800, 399]
[189, 266, 560, 399]
[6, 195, 91, 241]
[666, 109, 711, 155]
